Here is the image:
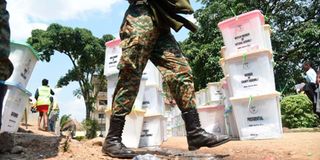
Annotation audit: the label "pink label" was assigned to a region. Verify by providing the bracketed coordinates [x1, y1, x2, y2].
[105, 38, 121, 48]
[218, 10, 264, 30]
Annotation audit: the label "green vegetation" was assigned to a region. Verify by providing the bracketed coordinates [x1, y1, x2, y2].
[182, 0, 319, 92]
[281, 94, 319, 128]
[28, 24, 114, 119]
[82, 118, 99, 139]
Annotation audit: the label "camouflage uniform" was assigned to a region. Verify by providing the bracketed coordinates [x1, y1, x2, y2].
[104, 2, 230, 157]
[0, 0, 12, 81]
[112, 1, 196, 116]
[0, 0, 12, 129]
[0, 0, 10, 59]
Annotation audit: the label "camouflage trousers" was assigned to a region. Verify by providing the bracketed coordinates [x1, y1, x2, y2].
[0, 0, 10, 58]
[0, 0, 11, 129]
[112, 2, 196, 116]
[0, 0, 12, 81]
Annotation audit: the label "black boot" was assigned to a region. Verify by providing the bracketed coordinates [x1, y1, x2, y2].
[182, 108, 230, 151]
[102, 115, 136, 158]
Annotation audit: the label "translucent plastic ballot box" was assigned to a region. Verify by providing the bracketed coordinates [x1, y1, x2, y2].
[104, 39, 122, 77]
[6, 42, 39, 88]
[143, 61, 162, 87]
[219, 24, 274, 59]
[142, 85, 165, 116]
[230, 92, 283, 140]
[197, 105, 226, 135]
[222, 49, 275, 97]
[139, 114, 166, 147]
[220, 78, 239, 138]
[218, 10, 270, 59]
[206, 82, 223, 104]
[105, 108, 145, 148]
[104, 38, 155, 80]
[107, 73, 146, 110]
[1, 81, 32, 133]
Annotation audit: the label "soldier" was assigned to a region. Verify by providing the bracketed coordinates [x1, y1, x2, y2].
[0, 0, 13, 129]
[102, 0, 230, 158]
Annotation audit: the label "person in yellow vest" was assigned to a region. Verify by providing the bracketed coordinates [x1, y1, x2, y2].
[35, 79, 55, 131]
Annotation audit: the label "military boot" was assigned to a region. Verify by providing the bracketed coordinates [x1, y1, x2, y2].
[102, 115, 136, 158]
[182, 108, 231, 151]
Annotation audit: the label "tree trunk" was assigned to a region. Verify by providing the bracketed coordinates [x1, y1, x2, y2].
[85, 101, 91, 120]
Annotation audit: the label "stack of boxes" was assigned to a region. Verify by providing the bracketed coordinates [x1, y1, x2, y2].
[195, 82, 227, 136]
[104, 39, 146, 148]
[104, 38, 167, 148]
[220, 78, 239, 138]
[217, 10, 282, 140]
[139, 60, 166, 147]
[167, 105, 186, 137]
[1, 42, 39, 133]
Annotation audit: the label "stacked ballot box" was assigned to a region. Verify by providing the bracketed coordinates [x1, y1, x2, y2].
[1, 81, 32, 133]
[139, 115, 167, 147]
[104, 38, 166, 148]
[104, 39, 163, 111]
[105, 109, 145, 148]
[1, 42, 39, 133]
[142, 85, 165, 116]
[194, 82, 226, 136]
[167, 106, 186, 137]
[220, 78, 239, 138]
[229, 93, 282, 140]
[197, 105, 226, 135]
[106, 73, 146, 110]
[218, 10, 282, 140]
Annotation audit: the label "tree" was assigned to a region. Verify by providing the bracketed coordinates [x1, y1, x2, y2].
[28, 23, 114, 120]
[181, 0, 319, 93]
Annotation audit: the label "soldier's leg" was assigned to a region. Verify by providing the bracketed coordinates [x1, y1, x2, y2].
[150, 32, 230, 151]
[150, 33, 196, 112]
[103, 2, 159, 158]
[0, 0, 12, 130]
[111, 5, 159, 116]
[0, 0, 10, 58]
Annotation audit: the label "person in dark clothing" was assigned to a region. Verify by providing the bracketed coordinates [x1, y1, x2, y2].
[101, 0, 230, 158]
[315, 70, 320, 118]
[0, 0, 13, 130]
[301, 62, 318, 117]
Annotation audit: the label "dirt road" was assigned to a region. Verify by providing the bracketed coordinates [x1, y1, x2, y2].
[0, 126, 319, 160]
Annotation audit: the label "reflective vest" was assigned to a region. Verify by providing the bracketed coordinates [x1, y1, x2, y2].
[36, 86, 51, 106]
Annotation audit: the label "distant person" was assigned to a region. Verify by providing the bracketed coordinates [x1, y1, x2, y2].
[315, 70, 320, 117]
[0, 0, 13, 130]
[35, 79, 55, 131]
[301, 62, 317, 116]
[48, 98, 59, 132]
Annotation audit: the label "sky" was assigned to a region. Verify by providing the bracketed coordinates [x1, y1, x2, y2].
[7, 0, 203, 122]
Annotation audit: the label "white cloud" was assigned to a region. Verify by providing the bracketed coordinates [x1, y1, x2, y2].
[7, 0, 122, 41]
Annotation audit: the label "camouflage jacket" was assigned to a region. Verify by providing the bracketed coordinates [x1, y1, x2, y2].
[148, 0, 198, 32]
